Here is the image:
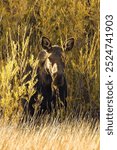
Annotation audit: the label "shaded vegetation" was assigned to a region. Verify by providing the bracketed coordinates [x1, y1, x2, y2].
[0, 0, 100, 121]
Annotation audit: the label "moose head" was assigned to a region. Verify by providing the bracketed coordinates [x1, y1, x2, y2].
[40, 37, 74, 88]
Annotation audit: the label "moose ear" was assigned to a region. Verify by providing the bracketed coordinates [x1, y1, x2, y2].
[41, 37, 52, 52]
[63, 38, 74, 51]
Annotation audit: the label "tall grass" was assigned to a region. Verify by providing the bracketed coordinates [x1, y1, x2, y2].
[0, 117, 99, 150]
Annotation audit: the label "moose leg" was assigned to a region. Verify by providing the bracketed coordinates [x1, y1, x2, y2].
[38, 85, 53, 115]
[40, 96, 52, 114]
[47, 86, 53, 113]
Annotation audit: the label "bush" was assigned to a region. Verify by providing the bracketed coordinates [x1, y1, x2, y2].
[0, 0, 100, 120]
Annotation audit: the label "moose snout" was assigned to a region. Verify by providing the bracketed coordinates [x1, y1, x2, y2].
[53, 74, 64, 87]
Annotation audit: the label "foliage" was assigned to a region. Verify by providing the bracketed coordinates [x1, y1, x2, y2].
[0, 0, 100, 120]
[0, 117, 99, 150]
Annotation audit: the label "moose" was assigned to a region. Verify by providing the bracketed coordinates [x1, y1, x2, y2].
[22, 37, 74, 118]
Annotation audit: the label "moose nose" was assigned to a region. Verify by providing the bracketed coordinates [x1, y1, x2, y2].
[54, 74, 64, 86]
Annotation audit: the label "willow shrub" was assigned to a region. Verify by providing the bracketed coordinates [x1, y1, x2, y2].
[0, 0, 100, 120]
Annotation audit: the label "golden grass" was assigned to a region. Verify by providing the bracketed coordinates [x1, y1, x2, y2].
[0, 118, 99, 150]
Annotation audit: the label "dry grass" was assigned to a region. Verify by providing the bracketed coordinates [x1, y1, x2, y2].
[0, 118, 99, 150]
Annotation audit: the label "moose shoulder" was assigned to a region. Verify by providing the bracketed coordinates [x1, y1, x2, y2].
[22, 37, 74, 118]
